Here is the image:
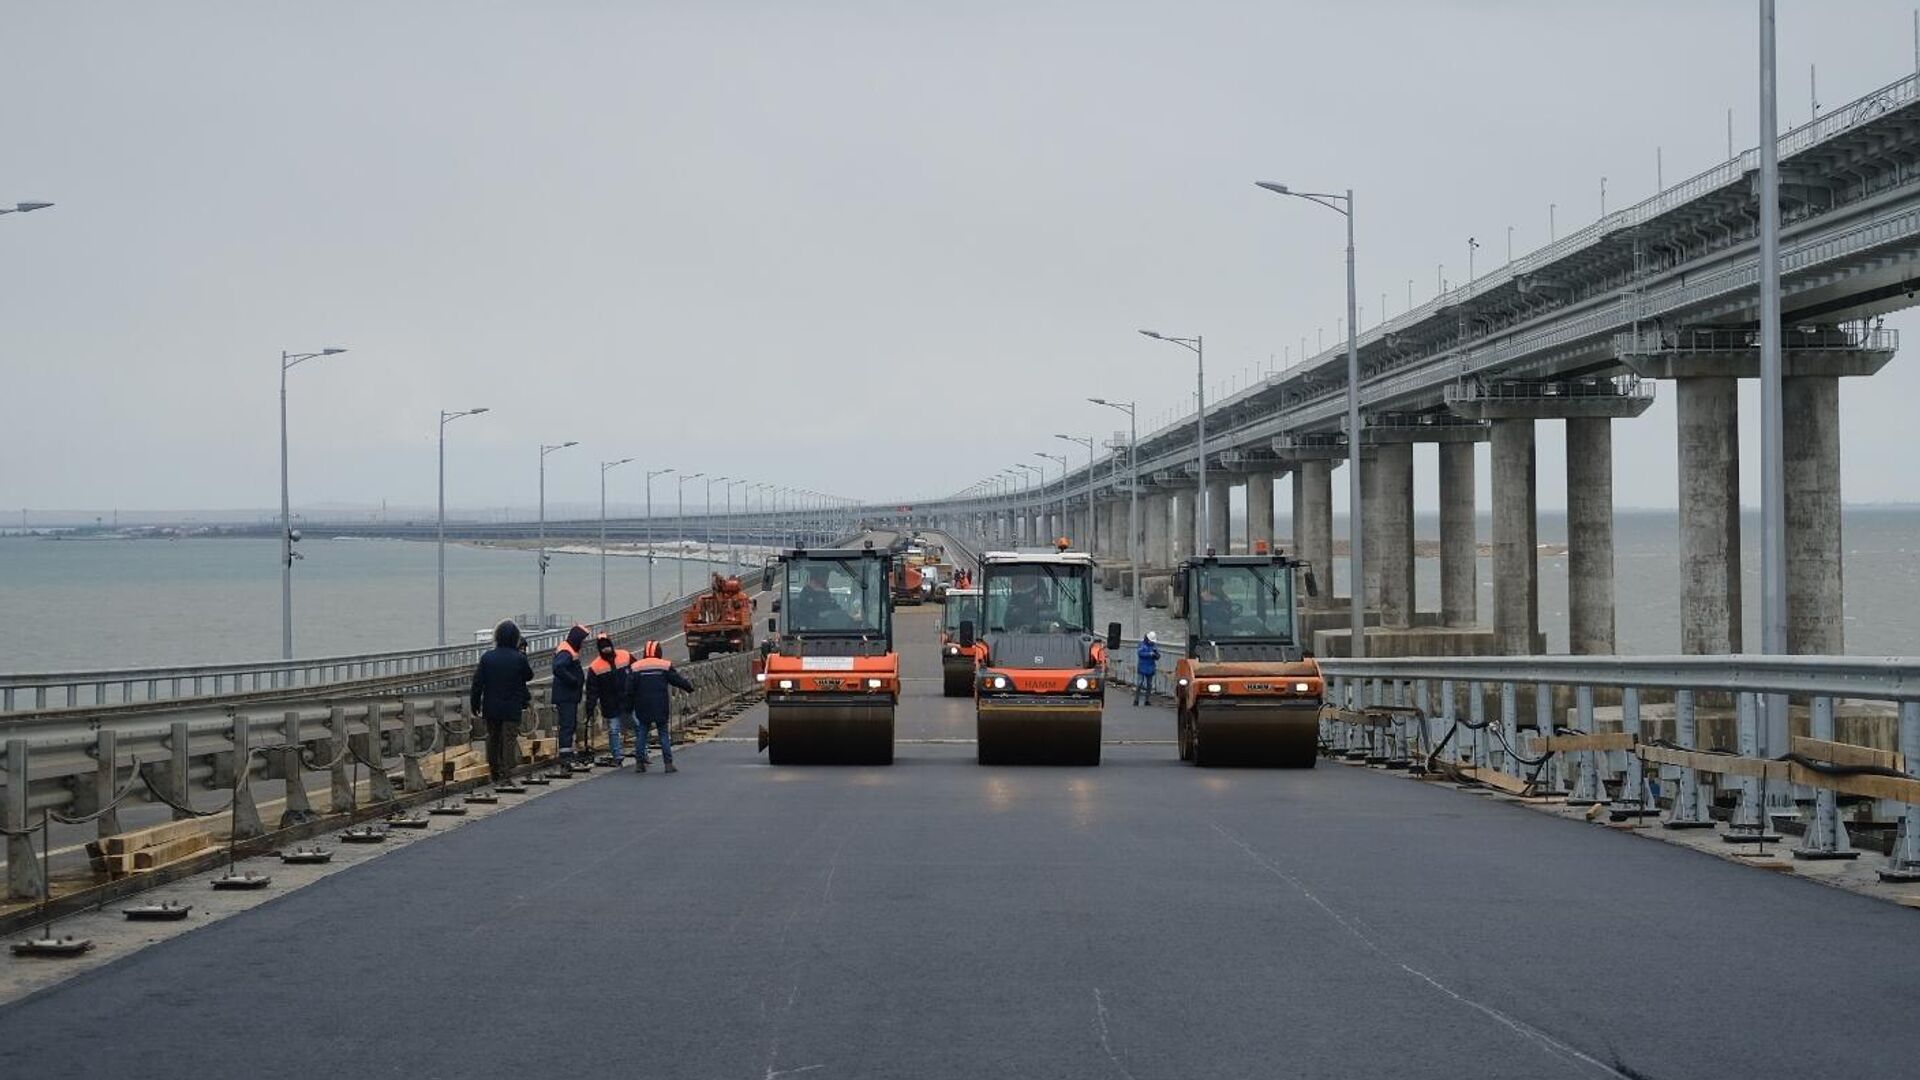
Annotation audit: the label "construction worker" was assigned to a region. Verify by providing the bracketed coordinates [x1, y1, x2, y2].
[626, 640, 694, 773]
[549, 624, 590, 775]
[582, 632, 633, 764]
[789, 566, 845, 627]
[1134, 631, 1161, 706]
[469, 620, 534, 784]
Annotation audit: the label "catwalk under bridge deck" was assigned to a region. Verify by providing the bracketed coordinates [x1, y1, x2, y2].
[2, 605, 1917, 1080]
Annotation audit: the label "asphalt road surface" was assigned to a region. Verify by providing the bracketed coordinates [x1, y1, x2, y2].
[3, 603, 1918, 1079]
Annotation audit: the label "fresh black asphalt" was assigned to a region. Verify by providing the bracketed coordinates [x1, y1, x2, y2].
[4, 605, 1918, 1079]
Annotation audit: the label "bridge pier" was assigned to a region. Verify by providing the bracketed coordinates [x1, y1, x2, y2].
[1489, 418, 1539, 656]
[1785, 374, 1842, 654]
[1246, 470, 1276, 553]
[1292, 458, 1334, 609]
[1439, 441, 1476, 626]
[1676, 376, 1743, 654]
[1174, 489, 1197, 562]
[1364, 442, 1415, 628]
[1566, 417, 1619, 654]
[1205, 478, 1230, 554]
[1144, 491, 1171, 569]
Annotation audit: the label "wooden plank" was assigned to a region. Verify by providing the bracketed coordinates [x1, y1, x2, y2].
[1787, 762, 1920, 804]
[102, 816, 216, 856]
[131, 832, 214, 870]
[1789, 736, 1904, 772]
[1635, 745, 1789, 781]
[1459, 765, 1533, 796]
[1540, 732, 1637, 753]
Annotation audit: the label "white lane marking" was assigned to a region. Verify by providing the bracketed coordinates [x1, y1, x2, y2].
[1209, 821, 1637, 1080]
[1092, 988, 1136, 1080]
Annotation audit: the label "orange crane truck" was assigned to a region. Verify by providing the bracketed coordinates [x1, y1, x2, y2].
[682, 573, 756, 662]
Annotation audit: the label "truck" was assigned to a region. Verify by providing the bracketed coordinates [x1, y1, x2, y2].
[960, 548, 1119, 765]
[1172, 553, 1323, 767]
[682, 573, 756, 662]
[756, 545, 899, 765]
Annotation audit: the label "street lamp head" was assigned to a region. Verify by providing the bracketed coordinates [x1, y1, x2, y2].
[6, 202, 53, 214]
[469, 407, 489, 415]
[321, 347, 347, 355]
[559, 440, 578, 448]
[1255, 181, 1290, 195]
[1088, 397, 1108, 405]
[1138, 329, 1163, 340]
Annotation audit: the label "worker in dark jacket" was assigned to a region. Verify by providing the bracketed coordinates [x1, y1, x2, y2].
[582, 633, 633, 763]
[470, 619, 535, 783]
[627, 640, 695, 773]
[549, 624, 590, 775]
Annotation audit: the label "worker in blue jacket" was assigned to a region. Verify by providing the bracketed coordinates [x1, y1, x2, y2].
[626, 640, 694, 773]
[549, 624, 590, 775]
[1134, 632, 1161, 706]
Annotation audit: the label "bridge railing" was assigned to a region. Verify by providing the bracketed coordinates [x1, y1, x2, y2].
[0, 571, 766, 714]
[0, 646, 762, 899]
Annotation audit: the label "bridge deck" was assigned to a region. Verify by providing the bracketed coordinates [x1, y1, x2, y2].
[2, 605, 1916, 1079]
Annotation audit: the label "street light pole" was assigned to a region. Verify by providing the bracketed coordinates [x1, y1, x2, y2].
[1138, 330, 1206, 552]
[439, 407, 491, 647]
[725, 478, 747, 572]
[1088, 399, 1139, 636]
[1056, 434, 1096, 551]
[645, 467, 674, 608]
[704, 475, 728, 576]
[1257, 180, 1364, 656]
[599, 457, 634, 621]
[677, 472, 704, 597]
[1036, 452, 1068, 540]
[537, 440, 578, 631]
[279, 347, 345, 659]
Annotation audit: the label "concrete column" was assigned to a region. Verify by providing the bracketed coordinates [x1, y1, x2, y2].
[1438, 441, 1477, 626]
[1490, 418, 1539, 655]
[1565, 417, 1617, 654]
[1205, 478, 1230, 554]
[1296, 459, 1334, 608]
[1371, 443, 1415, 628]
[1676, 377, 1741, 654]
[1144, 493, 1171, 568]
[1175, 491, 1197, 562]
[1246, 472, 1275, 554]
[1785, 376, 1843, 655]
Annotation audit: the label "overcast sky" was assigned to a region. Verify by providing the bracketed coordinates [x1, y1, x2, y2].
[6, 0, 1920, 521]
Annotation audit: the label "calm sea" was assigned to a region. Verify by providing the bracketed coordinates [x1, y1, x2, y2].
[1093, 507, 1920, 658]
[0, 537, 737, 671]
[2, 508, 1916, 671]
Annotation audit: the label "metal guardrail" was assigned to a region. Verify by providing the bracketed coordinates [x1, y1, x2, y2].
[0, 647, 761, 898]
[0, 570, 767, 713]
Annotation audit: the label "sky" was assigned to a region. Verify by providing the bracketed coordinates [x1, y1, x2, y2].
[6, 0, 1920, 522]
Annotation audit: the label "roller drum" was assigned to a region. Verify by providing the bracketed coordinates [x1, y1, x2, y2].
[976, 702, 1101, 766]
[764, 696, 896, 765]
[1190, 701, 1319, 768]
[941, 658, 975, 698]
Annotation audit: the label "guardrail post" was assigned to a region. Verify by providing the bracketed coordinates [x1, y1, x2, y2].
[1568, 685, 1608, 806]
[157, 720, 192, 821]
[4, 739, 44, 901]
[328, 705, 354, 813]
[361, 704, 395, 805]
[229, 709, 265, 840]
[1662, 689, 1713, 828]
[1881, 701, 1920, 881]
[1793, 695, 1856, 860]
[1498, 682, 1518, 774]
[1468, 681, 1488, 768]
[1616, 687, 1649, 812]
[1724, 692, 1779, 843]
[91, 727, 123, 840]
[400, 701, 427, 792]
[281, 708, 315, 826]
[1437, 679, 1455, 765]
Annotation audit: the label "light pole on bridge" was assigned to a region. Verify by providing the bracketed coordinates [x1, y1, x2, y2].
[1036, 452, 1068, 541]
[725, 478, 748, 572]
[1138, 329, 1206, 553]
[439, 407, 491, 647]
[598, 458, 634, 623]
[645, 467, 674, 609]
[536, 440, 578, 631]
[1088, 398, 1140, 638]
[1256, 180, 1365, 657]
[278, 347, 347, 660]
[1055, 433, 1096, 552]
[677, 472, 704, 598]
[704, 475, 728, 577]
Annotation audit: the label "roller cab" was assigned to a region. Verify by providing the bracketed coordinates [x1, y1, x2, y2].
[938, 588, 982, 697]
[758, 547, 898, 765]
[1174, 554, 1323, 767]
[971, 550, 1113, 766]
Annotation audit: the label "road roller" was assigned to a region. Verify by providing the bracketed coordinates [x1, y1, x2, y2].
[966, 548, 1119, 765]
[938, 587, 981, 696]
[1173, 553, 1323, 767]
[756, 545, 899, 765]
